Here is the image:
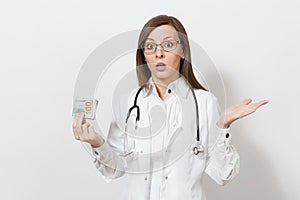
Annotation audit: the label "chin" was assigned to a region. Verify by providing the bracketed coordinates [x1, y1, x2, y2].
[152, 70, 169, 77]
[153, 72, 178, 82]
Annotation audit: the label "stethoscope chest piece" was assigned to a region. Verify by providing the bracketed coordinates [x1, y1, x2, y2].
[193, 142, 204, 156]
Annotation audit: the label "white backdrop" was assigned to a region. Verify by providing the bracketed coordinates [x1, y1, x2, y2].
[1, 0, 299, 199]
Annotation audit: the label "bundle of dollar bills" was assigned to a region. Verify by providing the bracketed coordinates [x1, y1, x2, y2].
[72, 98, 99, 119]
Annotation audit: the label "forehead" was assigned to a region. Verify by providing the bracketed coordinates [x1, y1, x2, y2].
[147, 25, 179, 41]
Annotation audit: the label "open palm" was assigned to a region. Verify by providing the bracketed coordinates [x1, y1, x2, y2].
[218, 98, 269, 128]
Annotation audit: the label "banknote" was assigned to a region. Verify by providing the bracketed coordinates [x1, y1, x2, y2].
[72, 98, 99, 119]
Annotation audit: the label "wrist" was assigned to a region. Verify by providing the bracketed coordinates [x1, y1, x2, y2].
[217, 119, 231, 129]
[91, 137, 105, 148]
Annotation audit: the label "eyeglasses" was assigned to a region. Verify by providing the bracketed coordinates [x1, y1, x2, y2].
[142, 39, 181, 54]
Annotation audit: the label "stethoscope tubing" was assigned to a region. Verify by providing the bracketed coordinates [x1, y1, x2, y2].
[125, 85, 204, 156]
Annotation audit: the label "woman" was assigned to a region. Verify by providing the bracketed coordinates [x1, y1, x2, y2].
[73, 15, 269, 200]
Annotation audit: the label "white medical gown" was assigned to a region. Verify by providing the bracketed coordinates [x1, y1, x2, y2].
[91, 76, 240, 200]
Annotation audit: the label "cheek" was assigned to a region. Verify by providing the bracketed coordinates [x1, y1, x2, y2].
[144, 56, 156, 67]
[168, 55, 181, 69]
[144, 55, 153, 64]
[144, 61, 155, 72]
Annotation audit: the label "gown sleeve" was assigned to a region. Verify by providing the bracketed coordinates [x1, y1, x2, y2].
[91, 120, 136, 182]
[204, 93, 240, 186]
[89, 89, 138, 182]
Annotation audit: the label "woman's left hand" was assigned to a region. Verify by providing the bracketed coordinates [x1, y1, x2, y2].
[217, 98, 269, 129]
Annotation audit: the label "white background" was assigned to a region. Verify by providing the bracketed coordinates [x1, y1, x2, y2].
[1, 0, 299, 199]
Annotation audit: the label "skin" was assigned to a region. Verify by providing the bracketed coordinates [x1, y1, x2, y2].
[72, 25, 269, 147]
[143, 25, 184, 100]
[72, 114, 103, 148]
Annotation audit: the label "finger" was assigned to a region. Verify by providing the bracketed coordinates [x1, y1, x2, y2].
[73, 113, 79, 126]
[88, 125, 95, 135]
[73, 114, 81, 139]
[82, 123, 90, 135]
[77, 112, 85, 125]
[75, 113, 85, 135]
[73, 113, 84, 125]
[74, 132, 80, 140]
[72, 125, 80, 140]
[253, 100, 269, 110]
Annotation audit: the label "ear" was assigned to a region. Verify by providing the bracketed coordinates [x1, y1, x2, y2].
[180, 47, 185, 59]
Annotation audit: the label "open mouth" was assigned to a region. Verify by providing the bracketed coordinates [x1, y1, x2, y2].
[156, 62, 166, 71]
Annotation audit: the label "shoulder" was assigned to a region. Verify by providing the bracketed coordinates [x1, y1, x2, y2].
[127, 87, 146, 101]
[124, 86, 149, 108]
[193, 89, 218, 103]
[111, 87, 142, 114]
[193, 89, 222, 115]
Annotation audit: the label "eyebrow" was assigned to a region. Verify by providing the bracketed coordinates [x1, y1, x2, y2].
[146, 36, 177, 41]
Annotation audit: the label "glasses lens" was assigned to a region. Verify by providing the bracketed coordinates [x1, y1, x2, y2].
[142, 40, 179, 53]
[143, 42, 156, 53]
[162, 40, 177, 52]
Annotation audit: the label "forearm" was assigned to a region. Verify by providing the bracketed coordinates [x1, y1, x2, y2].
[92, 141, 127, 181]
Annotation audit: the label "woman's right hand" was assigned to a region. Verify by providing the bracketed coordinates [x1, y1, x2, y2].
[72, 113, 105, 148]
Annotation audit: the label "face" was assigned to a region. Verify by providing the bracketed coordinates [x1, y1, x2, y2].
[143, 25, 184, 85]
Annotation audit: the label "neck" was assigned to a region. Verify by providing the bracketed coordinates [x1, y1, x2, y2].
[152, 74, 180, 100]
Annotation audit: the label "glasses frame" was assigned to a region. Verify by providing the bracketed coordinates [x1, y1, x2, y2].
[141, 39, 181, 54]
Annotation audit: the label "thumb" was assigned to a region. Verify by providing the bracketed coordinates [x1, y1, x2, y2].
[241, 98, 252, 105]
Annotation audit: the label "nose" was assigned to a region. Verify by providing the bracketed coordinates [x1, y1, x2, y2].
[155, 46, 164, 58]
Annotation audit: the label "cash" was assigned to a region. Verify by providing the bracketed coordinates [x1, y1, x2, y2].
[72, 98, 99, 119]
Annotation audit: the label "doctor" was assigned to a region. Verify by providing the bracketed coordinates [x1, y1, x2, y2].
[72, 15, 269, 200]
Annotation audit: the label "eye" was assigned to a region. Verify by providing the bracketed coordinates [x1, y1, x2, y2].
[145, 42, 155, 50]
[163, 41, 175, 48]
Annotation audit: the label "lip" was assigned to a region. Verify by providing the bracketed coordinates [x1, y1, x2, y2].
[155, 62, 166, 71]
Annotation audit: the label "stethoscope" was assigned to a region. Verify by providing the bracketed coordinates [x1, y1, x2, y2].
[125, 85, 205, 157]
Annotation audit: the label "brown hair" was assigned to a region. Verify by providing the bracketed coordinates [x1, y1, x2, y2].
[136, 15, 207, 91]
